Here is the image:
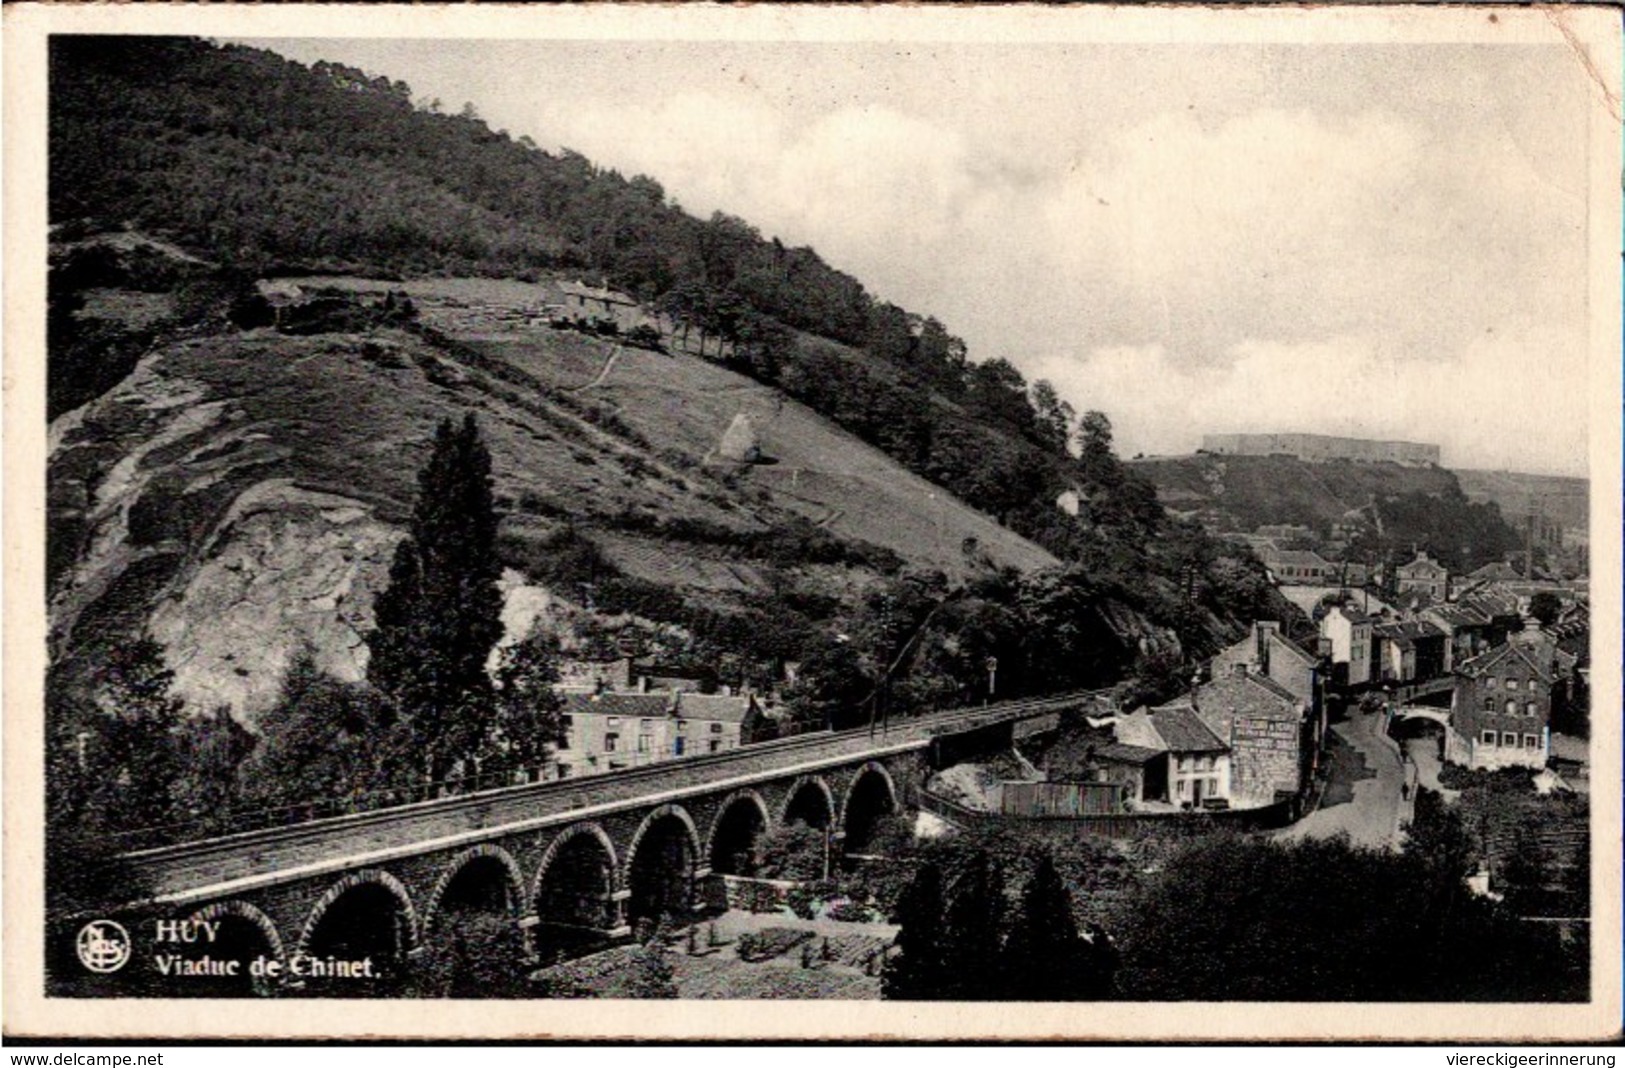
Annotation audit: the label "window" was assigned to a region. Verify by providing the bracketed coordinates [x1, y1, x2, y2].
[637, 734, 651, 753]
[556, 763, 571, 779]
[1526, 702, 1538, 718]
[1501, 732, 1517, 748]
[1487, 677, 1497, 689]
[709, 739, 721, 753]
[1523, 734, 1539, 750]
[674, 737, 685, 756]
[1177, 780, 1189, 798]
[710, 723, 724, 734]
[1505, 700, 1516, 715]
[557, 732, 570, 750]
[1506, 678, 1519, 692]
[1483, 697, 1494, 712]
[607, 716, 621, 727]
[1481, 730, 1497, 746]
[604, 732, 619, 752]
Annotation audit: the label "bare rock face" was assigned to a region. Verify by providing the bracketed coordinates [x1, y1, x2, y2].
[717, 412, 761, 463]
[147, 480, 402, 722]
[47, 347, 410, 727]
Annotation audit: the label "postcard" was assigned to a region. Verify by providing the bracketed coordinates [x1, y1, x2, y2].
[5, 1, 1620, 1042]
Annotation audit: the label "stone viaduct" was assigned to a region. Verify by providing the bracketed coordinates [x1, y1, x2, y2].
[107, 694, 1090, 993]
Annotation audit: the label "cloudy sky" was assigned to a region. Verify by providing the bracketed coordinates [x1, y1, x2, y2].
[253, 35, 1593, 476]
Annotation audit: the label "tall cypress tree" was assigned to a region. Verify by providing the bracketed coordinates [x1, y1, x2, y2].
[367, 413, 504, 783]
[882, 861, 949, 1000]
[1001, 853, 1113, 1000]
[942, 852, 1006, 1000]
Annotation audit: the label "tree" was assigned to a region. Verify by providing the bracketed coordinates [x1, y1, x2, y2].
[488, 630, 567, 781]
[367, 414, 504, 782]
[245, 647, 403, 809]
[419, 911, 532, 998]
[168, 706, 255, 834]
[883, 861, 950, 1000]
[1000, 853, 1113, 999]
[85, 638, 188, 833]
[783, 635, 871, 732]
[1074, 410, 1116, 483]
[1528, 591, 1562, 628]
[941, 852, 1006, 1000]
[755, 820, 827, 882]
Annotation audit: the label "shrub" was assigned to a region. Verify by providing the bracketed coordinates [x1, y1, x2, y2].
[785, 886, 818, 921]
[826, 900, 875, 924]
[736, 927, 813, 963]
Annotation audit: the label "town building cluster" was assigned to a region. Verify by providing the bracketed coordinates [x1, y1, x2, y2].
[1032, 550, 1586, 818]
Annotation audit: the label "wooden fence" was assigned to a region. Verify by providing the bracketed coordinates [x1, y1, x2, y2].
[918, 787, 1297, 839]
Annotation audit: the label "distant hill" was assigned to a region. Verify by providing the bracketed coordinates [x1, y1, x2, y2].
[1453, 469, 1589, 533]
[1129, 453, 1522, 573]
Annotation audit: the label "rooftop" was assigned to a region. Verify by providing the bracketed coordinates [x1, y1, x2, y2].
[673, 692, 757, 724]
[559, 691, 673, 719]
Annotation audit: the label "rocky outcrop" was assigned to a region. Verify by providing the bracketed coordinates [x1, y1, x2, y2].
[147, 481, 401, 720]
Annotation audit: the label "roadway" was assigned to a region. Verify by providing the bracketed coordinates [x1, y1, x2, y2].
[1279, 706, 1408, 850]
[120, 692, 1097, 904]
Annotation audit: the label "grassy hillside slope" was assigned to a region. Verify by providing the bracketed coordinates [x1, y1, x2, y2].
[48, 274, 1056, 721]
[1129, 453, 1522, 572]
[1454, 468, 1589, 532]
[1131, 454, 1455, 529]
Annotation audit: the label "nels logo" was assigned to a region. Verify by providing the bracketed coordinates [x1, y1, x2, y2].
[76, 920, 132, 974]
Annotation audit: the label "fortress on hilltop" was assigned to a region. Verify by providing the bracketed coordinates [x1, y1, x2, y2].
[1201, 433, 1440, 467]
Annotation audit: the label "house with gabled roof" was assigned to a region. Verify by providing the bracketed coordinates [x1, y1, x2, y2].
[1212, 621, 1320, 705]
[1185, 666, 1310, 809]
[1320, 602, 1374, 687]
[1114, 704, 1231, 810]
[1372, 619, 1449, 682]
[1259, 547, 1338, 585]
[553, 683, 762, 779]
[1448, 624, 1575, 770]
[1396, 550, 1450, 600]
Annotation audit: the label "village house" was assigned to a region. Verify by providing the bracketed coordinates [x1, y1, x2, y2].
[1371, 619, 1449, 683]
[1114, 704, 1232, 810]
[1258, 547, 1338, 585]
[1448, 623, 1576, 770]
[1319, 603, 1374, 687]
[1038, 729, 1165, 810]
[1212, 621, 1320, 706]
[1395, 550, 1450, 600]
[554, 691, 675, 778]
[552, 684, 763, 779]
[1212, 620, 1328, 758]
[1184, 667, 1311, 809]
[557, 279, 640, 317]
[1418, 603, 1501, 672]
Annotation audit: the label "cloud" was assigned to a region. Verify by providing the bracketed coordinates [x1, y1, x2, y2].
[260, 39, 1590, 476]
[1028, 323, 1587, 475]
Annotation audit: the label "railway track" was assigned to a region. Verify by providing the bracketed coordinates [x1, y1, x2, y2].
[117, 690, 1104, 899]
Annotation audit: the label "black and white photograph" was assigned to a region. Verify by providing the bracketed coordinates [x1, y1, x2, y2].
[6, 2, 1621, 1042]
